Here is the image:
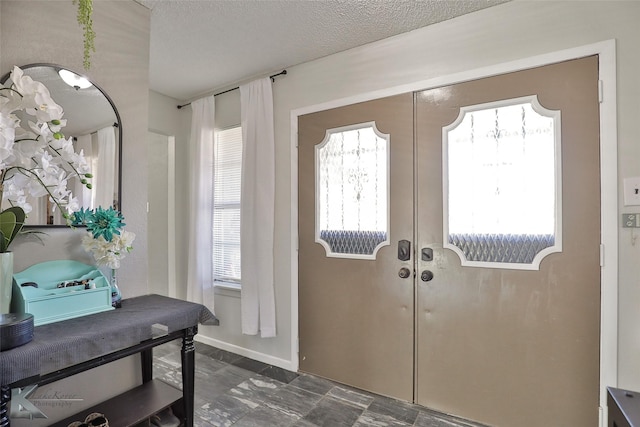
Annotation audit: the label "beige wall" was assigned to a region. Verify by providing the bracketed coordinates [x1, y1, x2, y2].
[1, 1, 150, 423]
[177, 0, 640, 395]
[1, 0, 150, 298]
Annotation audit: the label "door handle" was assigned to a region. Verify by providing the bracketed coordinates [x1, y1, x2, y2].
[420, 270, 434, 282]
[398, 240, 411, 261]
[398, 267, 412, 279]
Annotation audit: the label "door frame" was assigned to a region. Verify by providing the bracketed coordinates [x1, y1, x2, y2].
[290, 39, 617, 426]
[147, 131, 177, 298]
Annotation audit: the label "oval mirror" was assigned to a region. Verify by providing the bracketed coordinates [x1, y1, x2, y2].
[0, 63, 121, 226]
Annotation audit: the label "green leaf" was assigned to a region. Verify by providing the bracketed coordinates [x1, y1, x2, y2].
[0, 207, 25, 252]
[0, 230, 6, 253]
[0, 212, 16, 253]
[6, 206, 26, 243]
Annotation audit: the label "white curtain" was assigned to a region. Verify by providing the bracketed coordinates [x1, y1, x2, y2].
[186, 96, 216, 312]
[74, 134, 94, 209]
[240, 78, 276, 337]
[26, 195, 47, 225]
[93, 126, 116, 209]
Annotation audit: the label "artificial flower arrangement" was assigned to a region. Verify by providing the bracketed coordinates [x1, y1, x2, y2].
[72, 206, 135, 269]
[0, 65, 92, 251]
[72, 206, 135, 307]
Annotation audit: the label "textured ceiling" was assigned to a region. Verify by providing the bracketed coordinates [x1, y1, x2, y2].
[138, 0, 509, 101]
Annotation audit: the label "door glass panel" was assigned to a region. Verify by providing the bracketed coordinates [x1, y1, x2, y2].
[315, 122, 389, 259]
[443, 95, 561, 269]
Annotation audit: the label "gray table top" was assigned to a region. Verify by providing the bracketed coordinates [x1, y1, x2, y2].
[0, 294, 218, 386]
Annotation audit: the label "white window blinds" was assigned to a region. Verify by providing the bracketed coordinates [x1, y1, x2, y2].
[213, 126, 242, 283]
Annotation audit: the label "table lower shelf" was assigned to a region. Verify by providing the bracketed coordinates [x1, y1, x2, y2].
[50, 379, 182, 427]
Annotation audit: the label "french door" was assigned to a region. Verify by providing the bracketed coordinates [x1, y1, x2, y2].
[298, 56, 601, 427]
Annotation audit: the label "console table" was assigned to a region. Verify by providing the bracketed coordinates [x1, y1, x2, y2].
[608, 386, 640, 427]
[0, 294, 219, 426]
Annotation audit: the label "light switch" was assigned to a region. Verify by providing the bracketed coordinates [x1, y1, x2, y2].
[622, 213, 640, 228]
[623, 177, 640, 206]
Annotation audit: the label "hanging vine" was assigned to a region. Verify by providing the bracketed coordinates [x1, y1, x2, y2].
[74, 0, 96, 70]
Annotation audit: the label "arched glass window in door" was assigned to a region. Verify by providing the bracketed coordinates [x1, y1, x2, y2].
[443, 95, 562, 270]
[315, 122, 390, 259]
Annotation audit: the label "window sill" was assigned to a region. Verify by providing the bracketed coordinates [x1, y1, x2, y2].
[214, 281, 241, 298]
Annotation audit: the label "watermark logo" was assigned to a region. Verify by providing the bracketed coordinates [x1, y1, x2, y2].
[11, 385, 84, 419]
[10, 385, 46, 419]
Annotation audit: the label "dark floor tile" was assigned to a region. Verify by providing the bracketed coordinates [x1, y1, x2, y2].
[232, 356, 270, 374]
[195, 365, 255, 404]
[302, 396, 364, 427]
[263, 383, 324, 418]
[260, 365, 299, 384]
[291, 419, 318, 427]
[196, 393, 256, 427]
[156, 344, 486, 427]
[414, 410, 488, 427]
[229, 375, 285, 406]
[195, 352, 229, 375]
[206, 347, 246, 364]
[233, 405, 300, 427]
[354, 410, 412, 426]
[153, 359, 177, 378]
[157, 351, 182, 369]
[194, 416, 215, 427]
[367, 395, 420, 425]
[289, 374, 335, 396]
[154, 341, 180, 357]
[195, 341, 218, 354]
[327, 386, 375, 409]
[157, 369, 183, 390]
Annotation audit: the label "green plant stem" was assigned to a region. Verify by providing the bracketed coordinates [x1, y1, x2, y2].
[74, 0, 96, 70]
[14, 134, 91, 191]
[0, 87, 23, 97]
[2, 166, 70, 220]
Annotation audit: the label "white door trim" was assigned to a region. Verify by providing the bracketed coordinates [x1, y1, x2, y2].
[290, 39, 617, 426]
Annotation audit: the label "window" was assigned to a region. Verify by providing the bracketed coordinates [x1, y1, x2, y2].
[443, 95, 561, 269]
[315, 122, 390, 259]
[213, 126, 242, 284]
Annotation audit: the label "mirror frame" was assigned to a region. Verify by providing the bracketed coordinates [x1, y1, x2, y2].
[0, 63, 123, 228]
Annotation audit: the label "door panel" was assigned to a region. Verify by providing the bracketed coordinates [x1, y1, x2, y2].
[298, 56, 601, 427]
[415, 56, 600, 426]
[298, 94, 415, 401]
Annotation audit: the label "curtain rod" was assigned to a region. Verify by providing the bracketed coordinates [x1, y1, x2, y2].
[72, 122, 119, 141]
[176, 70, 287, 109]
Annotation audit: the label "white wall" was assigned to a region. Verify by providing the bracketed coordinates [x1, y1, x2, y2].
[172, 0, 640, 393]
[1, 1, 150, 423]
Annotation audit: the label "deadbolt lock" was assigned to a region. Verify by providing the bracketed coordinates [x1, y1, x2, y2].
[421, 248, 433, 261]
[398, 240, 411, 261]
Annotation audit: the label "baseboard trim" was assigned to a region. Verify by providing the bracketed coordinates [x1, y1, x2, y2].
[194, 335, 296, 372]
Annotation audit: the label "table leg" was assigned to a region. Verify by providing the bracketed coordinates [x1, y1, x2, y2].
[141, 348, 153, 383]
[181, 326, 197, 427]
[0, 385, 10, 427]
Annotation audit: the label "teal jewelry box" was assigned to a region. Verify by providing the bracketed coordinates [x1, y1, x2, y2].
[11, 260, 114, 326]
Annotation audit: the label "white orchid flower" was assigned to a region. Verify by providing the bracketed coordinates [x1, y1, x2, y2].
[1, 66, 92, 233]
[0, 114, 17, 163]
[65, 196, 80, 214]
[3, 183, 31, 213]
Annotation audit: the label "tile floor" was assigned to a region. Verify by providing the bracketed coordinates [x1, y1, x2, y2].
[152, 341, 487, 427]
